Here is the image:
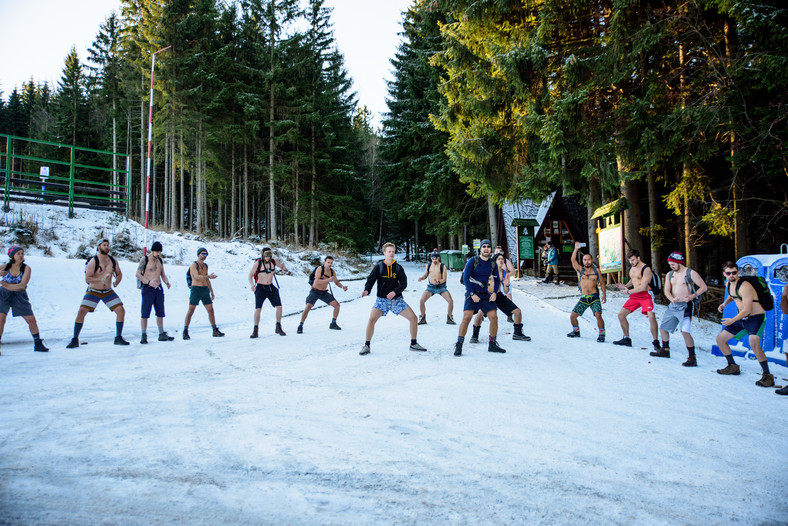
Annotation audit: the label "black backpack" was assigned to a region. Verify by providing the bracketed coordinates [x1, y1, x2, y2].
[86, 254, 117, 276]
[186, 260, 204, 289]
[136, 255, 149, 289]
[308, 264, 334, 286]
[460, 256, 495, 286]
[730, 276, 774, 311]
[426, 261, 446, 275]
[641, 264, 662, 293]
[667, 268, 703, 311]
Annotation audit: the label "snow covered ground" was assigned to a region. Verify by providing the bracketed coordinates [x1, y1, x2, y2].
[1, 204, 787, 525]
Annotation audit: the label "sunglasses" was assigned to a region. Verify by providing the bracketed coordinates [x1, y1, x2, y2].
[481, 244, 492, 248]
[199, 252, 208, 256]
[724, 271, 738, 276]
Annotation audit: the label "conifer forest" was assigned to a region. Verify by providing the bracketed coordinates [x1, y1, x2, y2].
[1, 0, 786, 267]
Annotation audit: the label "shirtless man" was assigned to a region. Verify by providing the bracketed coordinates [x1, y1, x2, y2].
[715, 261, 773, 387]
[135, 241, 174, 344]
[248, 247, 290, 338]
[417, 250, 455, 325]
[613, 249, 659, 350]
[297, 255, 348, 334]
[66, 238, 129, 348]
[567, 242, 606, 342]
[651, 251, 707, 366]
[183, 247, 223, 340]
[0, 246, 48, 353]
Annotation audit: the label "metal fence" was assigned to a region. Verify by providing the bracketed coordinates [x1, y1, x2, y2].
[1, 134, 129, 216]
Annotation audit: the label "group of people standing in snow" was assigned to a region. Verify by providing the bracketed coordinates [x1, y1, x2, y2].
[1, 237, 787, 396]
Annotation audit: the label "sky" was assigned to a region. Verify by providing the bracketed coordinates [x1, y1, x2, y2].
[1, 201, 787, 524]
[0, 0, 412, 127]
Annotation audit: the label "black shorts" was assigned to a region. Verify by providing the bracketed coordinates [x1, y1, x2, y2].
[255, 284, 282, 309]
[494, 294, 519, 317]
[305, 288, 336, 306]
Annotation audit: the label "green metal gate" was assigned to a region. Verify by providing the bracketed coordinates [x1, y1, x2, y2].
[1, 134, 130, 217]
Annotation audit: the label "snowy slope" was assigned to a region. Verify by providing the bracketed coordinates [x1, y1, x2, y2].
[1, 204, 787, 525]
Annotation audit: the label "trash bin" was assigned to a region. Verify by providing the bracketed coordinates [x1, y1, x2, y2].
[441, 250, 464, 271]
[712, 254, 784, 365]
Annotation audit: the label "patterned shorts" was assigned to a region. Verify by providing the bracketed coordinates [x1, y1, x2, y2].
[372, 296, 409, 316]
[572, 294, 602, 315]
[81, 288, 123, 312]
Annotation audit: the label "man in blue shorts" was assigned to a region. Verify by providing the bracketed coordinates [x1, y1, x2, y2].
[136, 241, 175, 344]
[454, 239, 505, 356]
[715, 261, 772, 387]
[360, 242, 426, 355]
[417, 249, 454, 325]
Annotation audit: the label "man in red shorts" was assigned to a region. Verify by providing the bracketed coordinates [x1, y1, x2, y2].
[613, 249, 659, 350]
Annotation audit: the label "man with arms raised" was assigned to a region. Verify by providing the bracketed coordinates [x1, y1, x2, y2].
[613, 249, 659, 350]
[360, 242, 426, 355]
[715, 261, 773, 387]
[567, 242, 606, 342]
[297, 255, 347, 334]
[417, 250, 455, 325]
[651, 251, 707, 366]
[454, 239, 505, 356]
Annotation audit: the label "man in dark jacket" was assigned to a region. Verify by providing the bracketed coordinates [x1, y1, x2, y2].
[454, 239, 506, 356]
[360, 242, 426, 355]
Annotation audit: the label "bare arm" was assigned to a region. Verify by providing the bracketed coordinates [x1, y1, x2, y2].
[571, 245, 582, 273]
[723, 282, 754, 324]
[160, 264, 170, 288]
[248, 262, 258, 289]
[690, 271, 708, 299]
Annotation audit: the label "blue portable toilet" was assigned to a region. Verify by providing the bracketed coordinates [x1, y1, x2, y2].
[766, 249, 788, 364]
[712, 254, 783, 365]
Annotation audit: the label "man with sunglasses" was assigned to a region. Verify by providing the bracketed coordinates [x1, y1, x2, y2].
[417, 249, 455, 325]
[454, 239, 505, 356]
[715, 261, 772, 386]
[183, 247, 224, 340]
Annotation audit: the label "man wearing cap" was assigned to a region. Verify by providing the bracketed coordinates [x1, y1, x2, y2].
[0, 246, 48, 354]
[136, 241, 174, 344]
[652, 251, 708, 366]
[542, 240, 559, 284]
[297, 255, 348, 334]
[248, 247, 290, 338]
[417, 249, 455, 325]
[66, 238, 129, 348]
[183, 247, 224, 339]
[454, 239, 506, 356]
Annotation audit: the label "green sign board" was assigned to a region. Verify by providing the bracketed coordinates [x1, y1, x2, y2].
[519, 235, 534, 259]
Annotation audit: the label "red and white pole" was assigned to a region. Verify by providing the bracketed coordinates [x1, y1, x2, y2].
[144, 45, 171, 255]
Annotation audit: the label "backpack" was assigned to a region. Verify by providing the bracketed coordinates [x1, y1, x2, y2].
[641, 264, 661, 293]
[308, 264, 334, 286]
[577, 263, 600, 292]
[667, 268, 703, 311]
[460, 256, 495, 287]
[426, 261, 446, 276]
[730, 276, 774, 311]
[86, 255, 117, 276]
[136, 255, 149, 289]
[186, 260, 204, 289]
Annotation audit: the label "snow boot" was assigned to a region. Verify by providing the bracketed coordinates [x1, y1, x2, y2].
[567, 330, 581, 338]
[682, 355, 697, 367]
[776, 385, 788, 395]
[453, 342, 463, 357]
[212, 327, 225, 337]
[469, 325, 481, 344]
[649, 347, 670, 358]
[275, 323, 286, 336]
[597, 334, 605, 343]
[446, 315, 455, 325]
[66, 338, 80, 349]
[140, 333, 148, 344]
[756, 373, 774, 387]
[513, 325, 531, 341]
[114, 336, 130, 346]
[417, 315, 427, 325]
[716, 363, 740, 375]
[250, 327, 259, 339]
[297, 324, 303, 334]
[488, 340, 506, 353]
[329, 321, 342, 330]
[652, 339, 661, 352]
[182, 328, 190, 340]
[158, 332, 175, 342]
[360, 344, 371, 356]
[34, 339, 49, 352]
[613, 336, 632, 347]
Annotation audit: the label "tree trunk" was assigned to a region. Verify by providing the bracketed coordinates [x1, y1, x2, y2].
[487, 194, 498, 245]
[587, 177, 601, 262]
[724, 18, 747, 258]
[231, 144, 236, 238]
[244, 142, 249, 239]
[310, 120, 317, 246]
[616, 145, 642, 255]
[646, 169, 659, 275]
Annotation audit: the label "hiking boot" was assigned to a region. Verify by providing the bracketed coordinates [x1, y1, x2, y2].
[649, 348, 670, 358]
[158, 332, 175, 342]
[114, 336, 130, 346]
[212, 327, 225, 337]
[446, 315, 456, 325]
[507, 314, 514, 323]
[417, 315, 427, 325]
[140, 334, 148, 344]
[597, 334, 605, 343]
[513, 333, 531, 341]
[409, 343, 427, 352]
[567, 330, 581, 338]
[182, 329, 190, 340]
[66, 337, 80, 349]
[275, 323, 286, 336]
[296, 325, 303, 334]
[454, 342, 463, 356]
[652, 339, 661, 352]
[776, 385, 788, 395]
[360, 344, 371, 356]
[613, 336, 632, 347]
[33, 340, 49, 352]
[468, 336, 479, 344]
[329, 321, 342, 330]
[250, 327, 259, 339]
[682, 355, 697, 367]
[756, 373, 774, 387]
[488, 340, 506, 353]
[716, 363, 740, 375]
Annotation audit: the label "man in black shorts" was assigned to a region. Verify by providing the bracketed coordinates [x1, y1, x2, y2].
[297, 255, 347, 334]
[468, 252, 530, 343]
[248, 247, 290, 338]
